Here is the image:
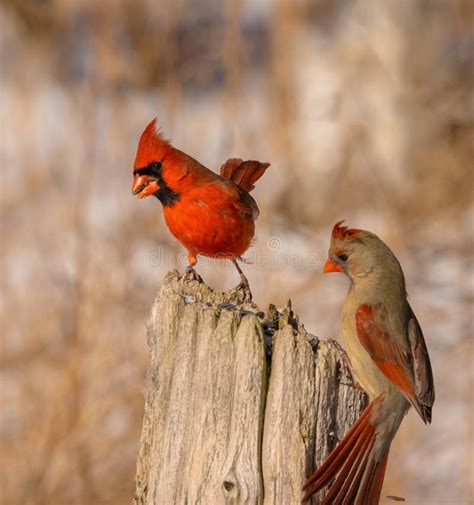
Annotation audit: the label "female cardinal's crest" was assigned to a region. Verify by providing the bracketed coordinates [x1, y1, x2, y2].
[331, 220, 365, 240]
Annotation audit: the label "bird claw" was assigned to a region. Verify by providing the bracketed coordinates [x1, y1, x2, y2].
[184, 266, 201, 282]
[238, 280, 253, 302]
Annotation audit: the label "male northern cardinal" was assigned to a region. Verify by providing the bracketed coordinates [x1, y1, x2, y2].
[303, 222, 435, 504]
[132, 118, 269, 294]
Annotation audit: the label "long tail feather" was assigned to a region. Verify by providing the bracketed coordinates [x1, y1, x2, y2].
[303, 398, 389, 504]
[302, 403, 375, 493]
[360, 452, 389, 505]
[220, 158, 270, 192]
[343, 437, 375, 504]
[318, 423, 374, 505]
[329, 426, 375, 505]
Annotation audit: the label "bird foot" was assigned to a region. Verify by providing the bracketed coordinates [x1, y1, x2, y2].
[184, 266, 201, 282]
[231, 259, 253, 301]
[237, 279, 253, 302]
[330, 339, 364, 390]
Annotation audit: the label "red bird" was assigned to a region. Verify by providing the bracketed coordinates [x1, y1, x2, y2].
[303, 222, 435, 504]
[132, 118, 269, 293]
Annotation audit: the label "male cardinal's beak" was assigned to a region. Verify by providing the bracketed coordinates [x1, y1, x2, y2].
[323, 258, 343, 273]
[132, 175, 159, 199]
[132, 175, 148, 195]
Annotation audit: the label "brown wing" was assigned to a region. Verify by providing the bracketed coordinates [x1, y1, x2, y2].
[236, 187, 260, 220]
[406, 303, 435, 422]
[356, 303, 433, 423]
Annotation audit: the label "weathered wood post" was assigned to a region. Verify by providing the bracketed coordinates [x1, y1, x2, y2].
[133, 271, 367, 505]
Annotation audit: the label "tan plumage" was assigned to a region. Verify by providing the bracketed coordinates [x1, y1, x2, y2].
[303, 221, 435, 504]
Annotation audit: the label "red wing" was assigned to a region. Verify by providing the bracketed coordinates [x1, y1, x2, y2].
[356, 304, 431, 422]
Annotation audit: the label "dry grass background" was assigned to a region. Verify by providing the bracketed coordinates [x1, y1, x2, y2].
[1, 1, 473, 504]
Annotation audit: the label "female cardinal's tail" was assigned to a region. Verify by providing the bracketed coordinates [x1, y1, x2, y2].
[220, 158, 270, 192]
[302, 397, 390, 505]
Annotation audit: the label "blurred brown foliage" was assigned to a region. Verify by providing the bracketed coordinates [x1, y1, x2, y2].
[1, 1, 473, 504]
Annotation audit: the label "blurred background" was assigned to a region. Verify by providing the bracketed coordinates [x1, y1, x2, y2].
[1, 0, 473, 504]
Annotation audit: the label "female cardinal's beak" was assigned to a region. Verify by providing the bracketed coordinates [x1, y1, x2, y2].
[323, 258, 343, 273]
[132, 175, 159, 199]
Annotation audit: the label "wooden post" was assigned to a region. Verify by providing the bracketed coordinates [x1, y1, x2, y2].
[133, 271, 367, 505]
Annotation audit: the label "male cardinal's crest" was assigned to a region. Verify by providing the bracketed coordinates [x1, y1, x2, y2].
[134, 118, 172, 169]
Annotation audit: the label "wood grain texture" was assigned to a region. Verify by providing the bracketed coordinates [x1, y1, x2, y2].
[133, 271, 367, 505]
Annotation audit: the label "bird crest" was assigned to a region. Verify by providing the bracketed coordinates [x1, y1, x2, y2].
[134, 117, 172, 169]
[331, 220, 365, 241]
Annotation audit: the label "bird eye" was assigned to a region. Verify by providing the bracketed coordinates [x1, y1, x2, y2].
[134, 162, 162, 177]
[337, 254, 349, 262]
[148, 161, 162, 173]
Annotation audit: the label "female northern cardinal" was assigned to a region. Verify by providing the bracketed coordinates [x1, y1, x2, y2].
[132, 118, 269, 294]
[303, 222, 435, 504]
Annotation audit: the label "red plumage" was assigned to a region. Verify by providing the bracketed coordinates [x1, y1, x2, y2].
[132, 118, 270, 291]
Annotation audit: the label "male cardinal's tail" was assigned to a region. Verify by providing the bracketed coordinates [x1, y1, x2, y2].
[302, 398, 389, 505]
[220, 158, 270, 192]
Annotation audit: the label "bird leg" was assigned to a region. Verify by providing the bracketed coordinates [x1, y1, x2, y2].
[237, 255, 252, 265]
[232, 259, 253, 301]
[184, 252, 200, 281]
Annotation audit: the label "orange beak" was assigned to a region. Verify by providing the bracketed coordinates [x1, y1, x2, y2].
[132, 175, 159, 199]
[323, 258, 343, 273]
